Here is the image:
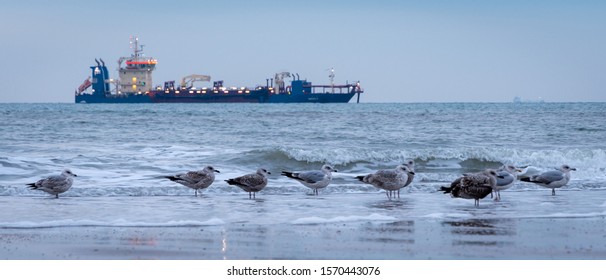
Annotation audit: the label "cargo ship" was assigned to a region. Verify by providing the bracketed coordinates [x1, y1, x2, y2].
[75, 37, 363, 103]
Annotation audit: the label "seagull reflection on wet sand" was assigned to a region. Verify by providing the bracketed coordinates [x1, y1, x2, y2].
[442, 218, 516, 247]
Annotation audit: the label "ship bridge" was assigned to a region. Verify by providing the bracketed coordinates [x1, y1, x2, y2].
[117, 36, 157, 93]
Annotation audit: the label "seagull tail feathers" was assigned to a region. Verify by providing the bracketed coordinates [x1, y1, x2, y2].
[440, 186, 453, 194]
[225, 179, 238, 186]
[164, 176, 179, 182]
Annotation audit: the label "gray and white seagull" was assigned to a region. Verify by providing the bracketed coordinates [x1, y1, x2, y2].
[397, 159, 416, 198]
[356, 164, 414, 199]
[27, 169, 77, 198]
[164, 166, 220, 196]
[520, 164, 576, 195]
[281, 164, 337, 195]
[226, 168, 271, 199]
[493, 164, 522, 201]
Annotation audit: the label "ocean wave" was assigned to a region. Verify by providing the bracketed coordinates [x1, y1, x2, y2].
[238, 146, 605, 167]
[233, 146, 606, 179]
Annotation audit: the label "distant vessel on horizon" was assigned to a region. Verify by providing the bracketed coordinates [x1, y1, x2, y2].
[513, 96, 545, 103]
[75, 37, 363, 104]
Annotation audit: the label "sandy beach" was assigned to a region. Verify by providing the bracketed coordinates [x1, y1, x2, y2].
[2, 191, 605, 260]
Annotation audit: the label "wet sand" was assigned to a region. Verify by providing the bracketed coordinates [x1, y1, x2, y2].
[2, 212, 605, 259]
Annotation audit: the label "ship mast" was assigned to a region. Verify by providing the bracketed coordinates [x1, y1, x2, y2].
[328, 68, 335, 94]
[133, 36, 140, 59]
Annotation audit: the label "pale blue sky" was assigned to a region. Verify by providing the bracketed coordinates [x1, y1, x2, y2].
[1, 0, 604, 102]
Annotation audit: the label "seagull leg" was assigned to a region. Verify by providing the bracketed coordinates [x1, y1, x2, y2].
[552, 188, 556, 196]
[55, 194, 59, 199]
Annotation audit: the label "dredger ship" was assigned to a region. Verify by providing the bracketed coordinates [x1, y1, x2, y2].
[75, 37, 363, 103]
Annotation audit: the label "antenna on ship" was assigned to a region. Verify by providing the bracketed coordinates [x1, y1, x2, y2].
[130, 36, 141, 58]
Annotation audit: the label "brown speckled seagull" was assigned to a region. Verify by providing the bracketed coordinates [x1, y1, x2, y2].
[27, 169, 77, 198]
[165, 166, 220, 196]
[440, 169, 499, 207]
[226, 168, 271, 199]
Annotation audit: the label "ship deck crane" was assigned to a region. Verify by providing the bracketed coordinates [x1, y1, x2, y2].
[180, 74, 211, 88]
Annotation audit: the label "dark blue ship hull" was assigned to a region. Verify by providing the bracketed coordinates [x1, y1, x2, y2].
[76, 94, 152, 103]
[267, 93, 356, 103]
[76, 90, 357, 103]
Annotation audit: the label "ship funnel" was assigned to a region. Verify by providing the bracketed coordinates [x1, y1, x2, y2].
[100, 58, 106, 67]
[296, 73, 300, 80]
[95, 58, 101, 67]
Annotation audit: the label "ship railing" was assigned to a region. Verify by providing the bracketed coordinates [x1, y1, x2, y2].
[304, 84, 361, 94]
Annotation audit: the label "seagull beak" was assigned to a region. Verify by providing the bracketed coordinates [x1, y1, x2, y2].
[571, 168, 577, 171]
[333, 169, 338, 172]
[214, 170, 221, 173]
[267, 171, 272, 175]
[409, 171, 415, 175]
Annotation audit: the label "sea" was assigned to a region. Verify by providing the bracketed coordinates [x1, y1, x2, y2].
[1, 102, 605, 259]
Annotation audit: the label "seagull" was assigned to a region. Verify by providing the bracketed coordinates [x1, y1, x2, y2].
[164, 166, 220, 196]
[520, 164, 576, 195]
[493, 164, 522, 201]
[397, 159, 416, 198]
[281, 164, 337, 195]
[27, 169, 77, 198]
[356, 165, 414, 199]
[440, 169, 499, 207]
[225, 168, 271, 199]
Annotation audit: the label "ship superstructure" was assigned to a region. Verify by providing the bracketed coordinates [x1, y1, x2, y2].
[117, 36, 157, 94]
